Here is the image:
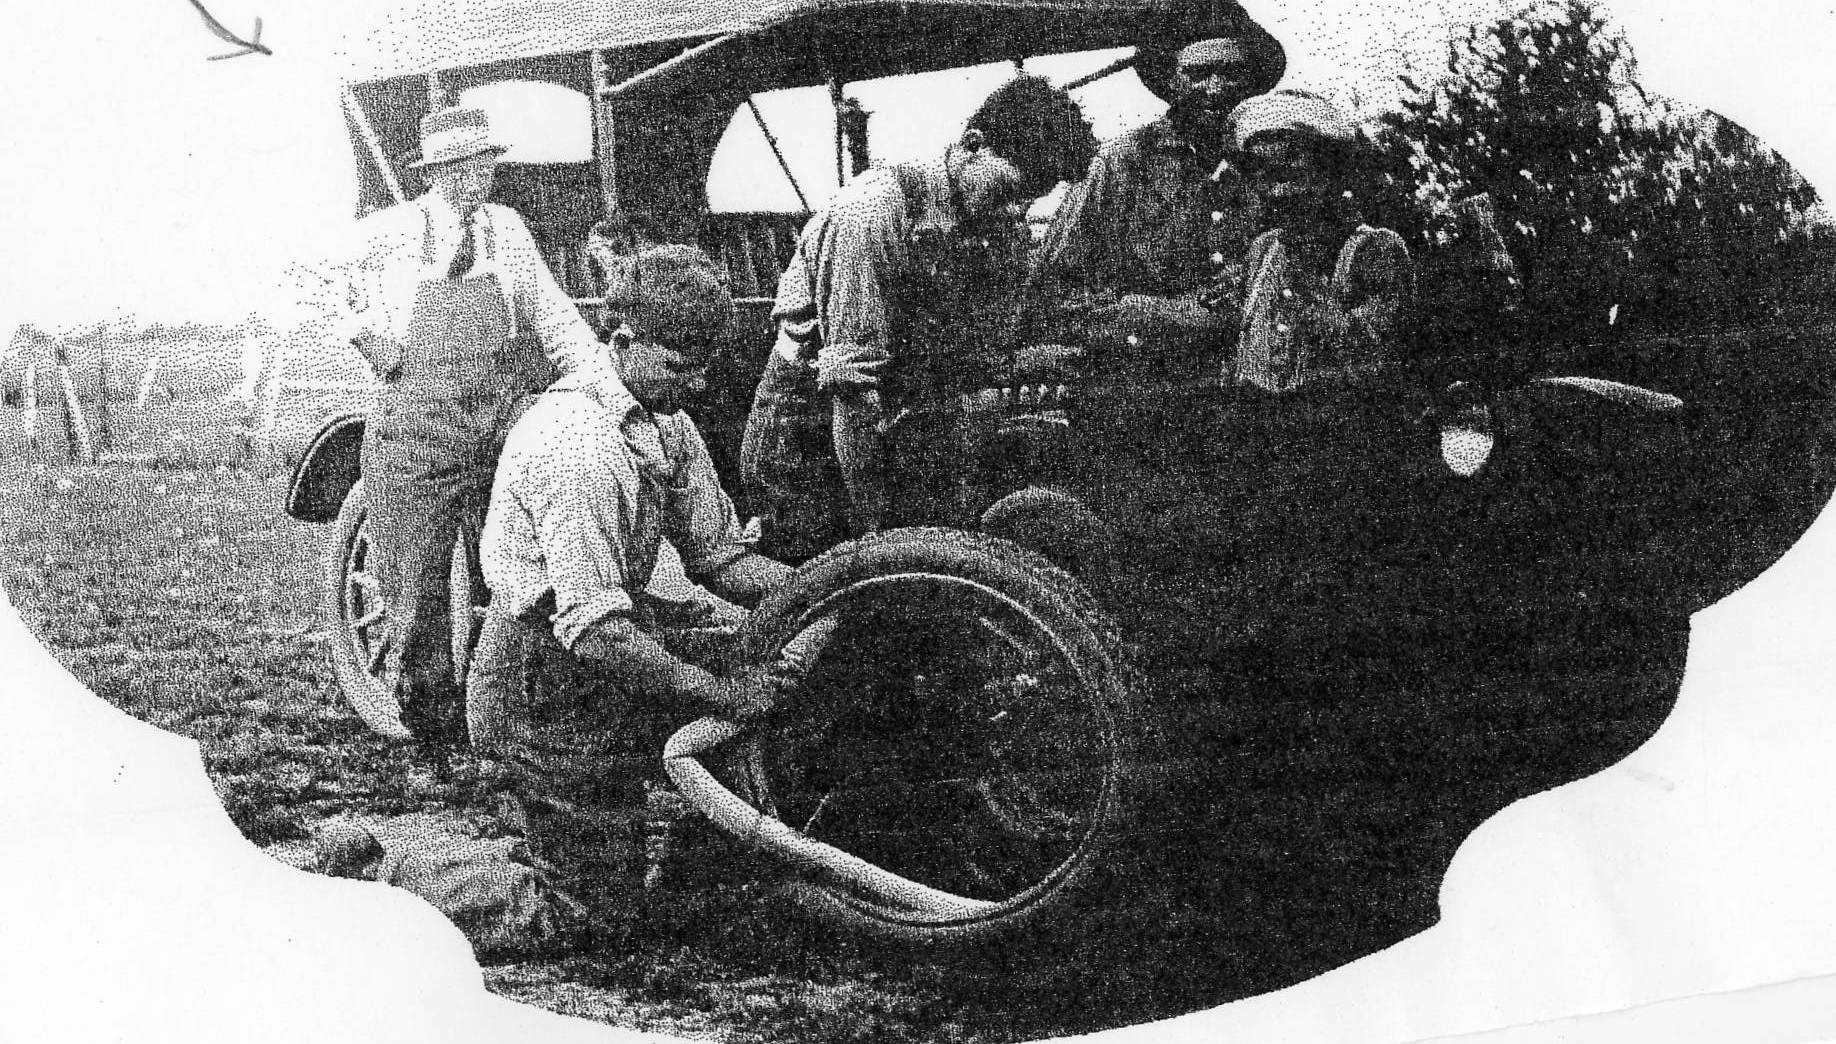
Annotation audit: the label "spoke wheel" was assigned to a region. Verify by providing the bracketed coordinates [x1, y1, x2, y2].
[321, 479, 482, 740]
[736, 528, 1142, 945]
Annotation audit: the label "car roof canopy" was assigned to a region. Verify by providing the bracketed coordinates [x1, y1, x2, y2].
[339, 0, 1165, 231]
[336, 0, 1157, 90]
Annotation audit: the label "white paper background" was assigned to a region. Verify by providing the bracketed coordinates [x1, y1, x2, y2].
[5, 1, 1836, 1041]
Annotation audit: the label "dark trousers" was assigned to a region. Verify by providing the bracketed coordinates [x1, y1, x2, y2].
[465, 607, 741, 922]
[743, 361, 1000, 562]
[361, 392, 507, 745]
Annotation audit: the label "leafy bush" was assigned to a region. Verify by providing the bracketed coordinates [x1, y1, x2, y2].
[1372, 0, 1825, 355]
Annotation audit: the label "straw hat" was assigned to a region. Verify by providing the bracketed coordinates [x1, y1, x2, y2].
[407, 106, 509, 170]
[1133, 0, 1286, 104]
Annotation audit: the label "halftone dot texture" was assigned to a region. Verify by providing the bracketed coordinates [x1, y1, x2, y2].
[1230, 89, 1359, 149]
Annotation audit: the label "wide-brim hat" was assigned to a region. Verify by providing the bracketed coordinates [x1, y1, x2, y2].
[407, 105, 509, 169]
[1133, 0, 1287, 104]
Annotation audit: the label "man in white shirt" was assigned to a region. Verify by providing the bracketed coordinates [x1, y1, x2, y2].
[467, 245, 794, 943]
[332, 105, 613, 748]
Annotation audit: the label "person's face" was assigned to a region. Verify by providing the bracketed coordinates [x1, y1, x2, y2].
[614, 326, 712, 416]
[425, 152, 498, 219]
[953, 147, 1029, 223]
[1171, 38, 1260, 129]
[1246, 133, 1338, 223]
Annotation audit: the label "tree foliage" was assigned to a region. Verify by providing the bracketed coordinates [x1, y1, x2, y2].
[1376, 0, 1825, 349]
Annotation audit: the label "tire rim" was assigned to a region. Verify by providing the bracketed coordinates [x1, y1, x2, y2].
[748, 571, 1127, 929]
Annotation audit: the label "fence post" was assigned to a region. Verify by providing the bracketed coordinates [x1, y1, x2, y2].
[57, 363, 95, 464]
[53, 339, 80, 461]
[135, 355, 164, 410]
[95, 329, 114, 452]
[22, 360, 39, 451]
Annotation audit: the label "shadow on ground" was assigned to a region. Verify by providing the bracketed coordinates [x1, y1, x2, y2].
[501, 614, 1688, 1043]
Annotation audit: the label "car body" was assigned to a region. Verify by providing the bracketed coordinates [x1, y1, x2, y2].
[280, 0, 1836, 948]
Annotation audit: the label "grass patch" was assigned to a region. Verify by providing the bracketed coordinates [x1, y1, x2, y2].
[0, 438, 1686, 1041]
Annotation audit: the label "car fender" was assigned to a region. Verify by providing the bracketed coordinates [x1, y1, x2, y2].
[285, 412, 366, 523]
[978, 485, 1114, 580]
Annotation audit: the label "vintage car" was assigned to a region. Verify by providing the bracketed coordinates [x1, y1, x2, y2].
[280, 0, 1835, 948]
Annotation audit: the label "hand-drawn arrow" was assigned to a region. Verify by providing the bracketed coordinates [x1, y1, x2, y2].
[186, 0, 272, 59]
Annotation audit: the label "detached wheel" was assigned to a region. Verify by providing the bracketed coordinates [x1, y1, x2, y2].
[322, 479, 482, 740]
[738, 527, 1143, 945]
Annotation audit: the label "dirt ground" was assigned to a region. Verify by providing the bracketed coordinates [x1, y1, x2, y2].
[0, 399, 1687, 1042]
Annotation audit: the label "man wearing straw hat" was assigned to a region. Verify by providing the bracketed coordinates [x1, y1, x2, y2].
[1024, 0, 1286, 370]
[330, 105, 614, 748]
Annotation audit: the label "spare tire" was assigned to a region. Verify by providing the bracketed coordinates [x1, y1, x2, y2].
[729, 527, 1143, 945]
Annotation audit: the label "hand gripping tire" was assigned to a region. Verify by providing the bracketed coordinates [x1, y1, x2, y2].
[667, 527, 1143, 946]
[322, 479, 483, 741]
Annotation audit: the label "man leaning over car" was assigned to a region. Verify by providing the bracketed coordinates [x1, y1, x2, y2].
[740, 75, 1097, 561]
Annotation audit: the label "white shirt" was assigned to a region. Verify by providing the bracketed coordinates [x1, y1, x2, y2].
[482, 369, 751, 650]
[326, 194, 610, 386]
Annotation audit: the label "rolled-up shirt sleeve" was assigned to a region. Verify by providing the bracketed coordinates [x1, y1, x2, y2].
[807, 178, 908, 394]
[494, 206, 608, 382]
[532, 478, 638, 650]
[772, 243, 820, 345]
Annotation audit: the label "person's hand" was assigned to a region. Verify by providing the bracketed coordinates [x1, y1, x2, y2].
[705, 615, 841, 724]
[816, 344, 891, 392]
[1199, 264, 1247, 315]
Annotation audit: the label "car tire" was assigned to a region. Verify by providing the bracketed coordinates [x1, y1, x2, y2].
[734, 526, 1144, 946]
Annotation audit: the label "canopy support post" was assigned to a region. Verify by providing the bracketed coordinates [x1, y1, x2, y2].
[590, 49, 620, 218]
[747, 98, 810, 212]
[426, 70, 452, 110]
[827, 75, 846, 188]
[1062, 53, 1136, 92]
